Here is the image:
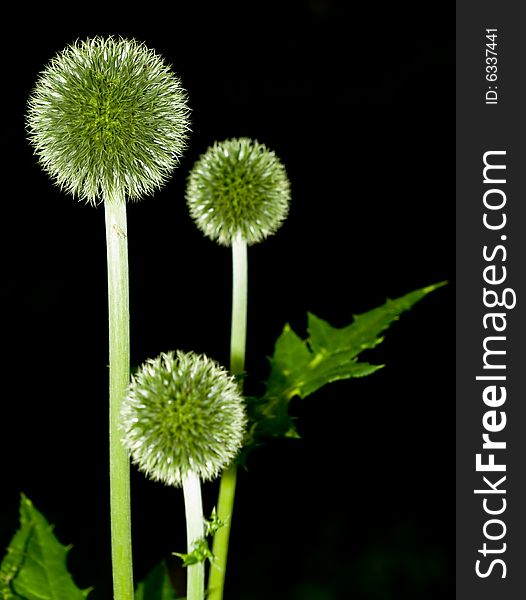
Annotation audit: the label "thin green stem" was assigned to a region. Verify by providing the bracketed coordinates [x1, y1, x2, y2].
[182, 471, 206, 600]
[208, 466, 237, 599]
[104, 195, 134, 600]
[208, 233, 247, 600]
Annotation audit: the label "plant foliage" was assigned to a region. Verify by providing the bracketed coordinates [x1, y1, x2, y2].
[135, 562, 177, 600]
[0, 495, 89, 600]
[244, 282, 446, 451]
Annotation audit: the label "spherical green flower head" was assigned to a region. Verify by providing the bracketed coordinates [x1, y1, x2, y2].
[120, 351, 247, 486]
[186, 138, 290, 246]
[27, 36, 190, 204]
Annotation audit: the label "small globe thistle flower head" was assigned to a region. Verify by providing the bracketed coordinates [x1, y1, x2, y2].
[186, 138, 291, 246]
[27, 36, 190, 204]
[120, 351, 247, 486]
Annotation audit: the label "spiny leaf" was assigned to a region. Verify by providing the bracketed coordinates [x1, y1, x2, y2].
[0, 495, 90, 600]
[0, 498, 30, 599]
[173, 539, 214, 567]
[135, 562, 177, 600]
[244, 282, 446, 447]
[204, 508, 226, 537]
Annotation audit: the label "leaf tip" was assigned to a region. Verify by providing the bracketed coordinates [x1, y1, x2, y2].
[423, 280, 448, 294]
[19, 493, 31, 507]
[285, 427, 301, 440]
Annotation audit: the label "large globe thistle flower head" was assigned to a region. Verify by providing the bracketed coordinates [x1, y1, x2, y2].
[186, 137, 291, 246]
[27, 36, 190, 204]
[120, 351, 247, 487]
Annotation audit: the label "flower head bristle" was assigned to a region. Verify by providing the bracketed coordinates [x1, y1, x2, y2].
[27, 36, 190, 204]
[186, 138, 291, 246]
[120, 351, 247, 486]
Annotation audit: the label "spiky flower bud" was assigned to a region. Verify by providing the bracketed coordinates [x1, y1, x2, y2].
[27, 36, 190, 204]
[120, 351, 247, 486]
[186, 138, 290, 246]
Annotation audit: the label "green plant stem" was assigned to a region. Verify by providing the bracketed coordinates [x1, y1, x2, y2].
[105, 195, 134, 600]
[182, 471, 206, 600]
[208, 233, 247, 600]
[229, 233, 248, 376]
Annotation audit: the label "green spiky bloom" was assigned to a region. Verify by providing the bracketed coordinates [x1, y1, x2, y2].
[186, 138, 290, 246]
[27, 36, 190, 204]
[120, 351, 247, 486]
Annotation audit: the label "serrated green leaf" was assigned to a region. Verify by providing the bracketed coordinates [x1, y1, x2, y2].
[0, 498, 31, 599]
[2, 494, 90, 600]
[173, 539, 214, 568]
[245, 282, 446, 447]
[135, 562, 177, 600]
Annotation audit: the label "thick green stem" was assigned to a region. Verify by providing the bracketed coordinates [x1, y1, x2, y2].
[229, 233, 248, 376]
[208, 233, 247, 600]
[105, 196, 134, 600]
[182, 471, 205, 600]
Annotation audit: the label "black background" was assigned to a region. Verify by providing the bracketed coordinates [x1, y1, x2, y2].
[1, 2, 453, 599]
